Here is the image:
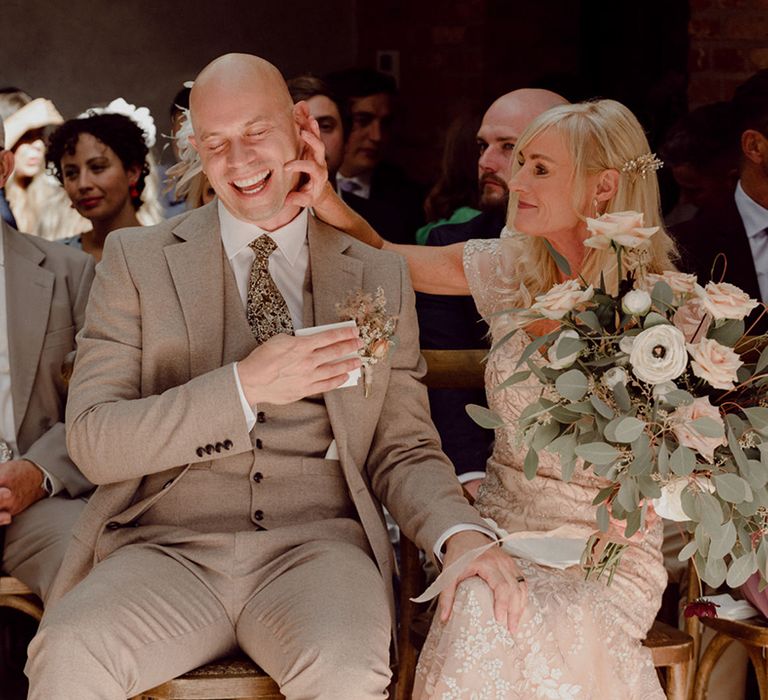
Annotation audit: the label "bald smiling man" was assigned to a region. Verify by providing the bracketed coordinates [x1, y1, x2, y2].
[24, 54, 517, 699]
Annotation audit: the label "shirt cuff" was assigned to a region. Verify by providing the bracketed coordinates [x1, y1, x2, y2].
[458, 471, 486, 484]
[233, 362, 257, 432]
[433, 523, 498, 563]
[28, 461, 64, 497]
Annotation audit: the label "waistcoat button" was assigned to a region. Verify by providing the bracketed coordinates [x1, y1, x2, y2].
[106, 521, 121, 530]
[254, 509, 264, 521]
[253, 472, 263, 483]
[256, 438, 263, 450]
[257, 412, 266, 423]
[196, 447, 205, 458]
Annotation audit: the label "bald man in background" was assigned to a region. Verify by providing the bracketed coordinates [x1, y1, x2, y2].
[25, 54, 517, 700]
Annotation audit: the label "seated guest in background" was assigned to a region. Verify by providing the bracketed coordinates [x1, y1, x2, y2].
[158, 85, 192, 218]
[672, 70, 768, 322]
[48, 111, 152, 262]
[0, 116, 94, 601]
[417, 88, 567, 493]
[660, 101, 739, 227]
[415, 112, 482, 245]
[0, 88, 89, 240]
[287, 75, 346, 183]
[165, 116, 215, 210]
[326, 67, 424, 244]
[26, 53, 512, 700]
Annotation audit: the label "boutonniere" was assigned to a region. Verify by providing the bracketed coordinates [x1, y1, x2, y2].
[336, 286, 398, 397]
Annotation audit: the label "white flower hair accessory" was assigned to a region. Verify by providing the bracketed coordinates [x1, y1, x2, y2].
[82, 98, 157, 148]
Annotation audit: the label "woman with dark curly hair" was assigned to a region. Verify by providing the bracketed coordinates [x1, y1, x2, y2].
[48, 112, 150, 261]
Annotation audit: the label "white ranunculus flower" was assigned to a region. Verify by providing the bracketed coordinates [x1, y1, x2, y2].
[547, 330, 581, 369]
[652, 381, 678, 401]
[622, 289, 652, 316]
[629, 324, 688, 385]
[653, 477, 715, 522]
[602, 367, 628, 389]
[584, 211, 659, 250]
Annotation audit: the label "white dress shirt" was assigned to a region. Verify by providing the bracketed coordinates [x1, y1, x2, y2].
[736, 181, 768, 303]
[217, 201, 494, 559]
[336, 172, 372, 200]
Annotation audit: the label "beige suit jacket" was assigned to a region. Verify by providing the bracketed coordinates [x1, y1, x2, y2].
[56, 202, 486, 619]
[3, 221, 94, 495]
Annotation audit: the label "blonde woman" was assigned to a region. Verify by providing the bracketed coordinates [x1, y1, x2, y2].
[306, 99, 676, 698]
[0, 91, 90, 239]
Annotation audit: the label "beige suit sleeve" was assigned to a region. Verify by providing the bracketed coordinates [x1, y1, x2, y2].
[65, 234, 253, 485]
[364, 257, 488, 561]
[21, 253, 95, 497]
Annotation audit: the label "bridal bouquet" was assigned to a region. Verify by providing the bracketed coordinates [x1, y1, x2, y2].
[473, 211, 768, 588]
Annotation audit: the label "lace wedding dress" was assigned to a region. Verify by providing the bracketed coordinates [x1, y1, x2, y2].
[413, 238, 668, 699]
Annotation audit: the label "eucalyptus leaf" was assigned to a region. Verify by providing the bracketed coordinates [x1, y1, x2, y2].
[543, 238, 572, 277]
[561, 456, 577, 482]
[490, 327, 521, 354]
[576, 310, 602, 333]
[493, 370, 531, 392]
[669, 445, 696, 476]
[624, 508, 642, 538]
[726, 551, 758, 588]
[568, 401, 596, 415]
[678, 539, 699, 562]
[555, 369, 589, 402]
[744, 407, 768, 436]
[516, 332, 556, 369]
[695, 523, 711, 557]
[727, 426, 750, 472]
[703, 553, 728, 588]
[617, 477, 640, 512]
[549, 433, 576, 460]
[466, 404, 505, 429]
[638, 476, 661, 498]
[532, 420, 561, 451]
[691, 417, 725, 438]
[607, 416, 646, 443]
[663, 390, 695, 407]
[612, 382, 632, 413]
[596, 503, 610, 532]
[557, 336, 586, 359]
[657, 442, 670, 477]
[590, 395, 615, 419]
[524, 447, 539, 480]
[592, 485, 614, 506]
[708, 318, 745, 347]
[699, 492, 725, 536]
[651, 281, 675, 312]
[713, 473, 753, 504]
[574, 442, 621, 465]
[743, 459, 768, 490]
[756, 343, 768, 375]
[643, 312, 670, 328]
[681, 485, 700, 521]
[548, 406, 580, 424]
[709, 520, 737, 559]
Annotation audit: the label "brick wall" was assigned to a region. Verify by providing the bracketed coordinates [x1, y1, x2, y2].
[689, 0, 768, 106]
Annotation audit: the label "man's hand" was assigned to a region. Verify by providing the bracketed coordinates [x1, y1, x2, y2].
[438, 530, 527, 635]
[237, 327, 362, 406]
[0, 459, 47, 525]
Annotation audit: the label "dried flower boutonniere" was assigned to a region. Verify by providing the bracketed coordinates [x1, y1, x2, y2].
[336, 287, 398, 397]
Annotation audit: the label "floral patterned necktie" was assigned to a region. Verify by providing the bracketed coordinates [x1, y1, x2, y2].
[246, 235, 294, 343]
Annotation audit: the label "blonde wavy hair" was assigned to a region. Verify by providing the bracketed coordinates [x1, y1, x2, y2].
[504, 99, 678, 299]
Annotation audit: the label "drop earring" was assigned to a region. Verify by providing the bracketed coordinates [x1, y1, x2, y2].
[129, 183, 139, 200]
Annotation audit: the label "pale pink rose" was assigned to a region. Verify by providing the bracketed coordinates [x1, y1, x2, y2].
[370, 339, 390, 360]
[673, 297, 711, 342]
[644, 271, 698, 296]
[695, 281, 759, 321]
[531, 280, 594, 320]
[584, 210, 659, 250]
[687, 337, 742, 390]
[671, 397, 726, 462]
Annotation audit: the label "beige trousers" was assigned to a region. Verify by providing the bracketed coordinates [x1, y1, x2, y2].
[25, 532, 392, 700]
[2, 496, 87, 602]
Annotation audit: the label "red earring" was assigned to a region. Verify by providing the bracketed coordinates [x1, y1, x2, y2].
[130, 184, 139, 199]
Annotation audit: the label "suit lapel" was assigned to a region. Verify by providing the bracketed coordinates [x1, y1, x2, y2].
[4, 223, 53, 433]
[307, 216, 365, 464]
[163, 203, 225, 378]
